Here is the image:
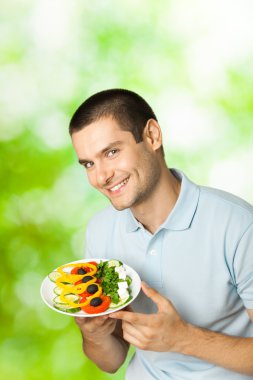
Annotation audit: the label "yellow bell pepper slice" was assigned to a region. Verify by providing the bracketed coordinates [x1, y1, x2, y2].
[57, 262, 97, 277]
[60, 285, 102, 307]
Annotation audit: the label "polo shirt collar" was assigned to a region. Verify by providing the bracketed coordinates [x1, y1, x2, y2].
[161, 169, 200, 231]
[125, 209, 141, 232]
[124, 169, 200, 232]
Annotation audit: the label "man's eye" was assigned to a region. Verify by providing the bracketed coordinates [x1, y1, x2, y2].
[84, 162, 93, 169]
[107, 149, 118, 157]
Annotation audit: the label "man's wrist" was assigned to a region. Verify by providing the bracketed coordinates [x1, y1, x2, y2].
[177, 322, 218, 358]
[175, 322, 203, 356]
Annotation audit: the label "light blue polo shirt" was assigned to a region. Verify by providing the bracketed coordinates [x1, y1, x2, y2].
[85, 169, 253, 379]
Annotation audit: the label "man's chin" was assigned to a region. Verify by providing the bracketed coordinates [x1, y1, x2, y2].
[109, 199, 129, 211]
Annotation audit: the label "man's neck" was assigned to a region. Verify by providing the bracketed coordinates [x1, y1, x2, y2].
[131, 168, 181, 234]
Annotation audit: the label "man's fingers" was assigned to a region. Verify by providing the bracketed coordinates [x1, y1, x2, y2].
[110, 282, 173, 322]
[109, 310, 148, 325]
[124, 304, 134, 312]
[75, 315, 109, 328]
[141, 281, 171, 312]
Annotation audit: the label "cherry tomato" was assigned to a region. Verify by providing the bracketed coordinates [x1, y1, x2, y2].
[81, 295, 111, 314]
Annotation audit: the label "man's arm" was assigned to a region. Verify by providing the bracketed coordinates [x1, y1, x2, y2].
[75, 315, 129, 373]
[247, 309, 253, 322]
[181, 314, 253, 375]
[110, 282, 253, 376]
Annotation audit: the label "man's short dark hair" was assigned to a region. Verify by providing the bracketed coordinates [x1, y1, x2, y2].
[69, 88, 158, 143]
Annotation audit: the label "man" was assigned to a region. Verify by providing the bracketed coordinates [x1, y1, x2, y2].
[69, 89, 253, 379]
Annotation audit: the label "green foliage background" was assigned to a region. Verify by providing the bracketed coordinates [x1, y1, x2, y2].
[1, 1, 253, 379]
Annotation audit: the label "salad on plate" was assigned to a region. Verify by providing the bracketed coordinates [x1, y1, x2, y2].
[40, 259, 141, 317]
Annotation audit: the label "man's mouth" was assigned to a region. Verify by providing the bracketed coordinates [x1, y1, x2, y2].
[108, 177, 129, 193]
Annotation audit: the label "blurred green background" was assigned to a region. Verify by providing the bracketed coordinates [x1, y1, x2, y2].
[1, 1, 253, 379]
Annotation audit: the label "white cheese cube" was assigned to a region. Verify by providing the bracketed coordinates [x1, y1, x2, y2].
[118, 289, 129, 301]
[118, 281, 128, 290]
[117, 281, 129, 300]
[115, 265, 127, 280]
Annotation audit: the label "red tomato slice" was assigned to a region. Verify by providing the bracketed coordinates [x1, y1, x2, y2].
[71, 267, 79, 274]
[79, 290, 90, 299]
[71, 262, 98, 275]
[74, 279, 83, 285]
[81, 295, 111, 314]
[88, 261, 98, 267]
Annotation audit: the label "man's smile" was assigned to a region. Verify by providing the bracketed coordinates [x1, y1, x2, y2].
[107, 177, 130, 194]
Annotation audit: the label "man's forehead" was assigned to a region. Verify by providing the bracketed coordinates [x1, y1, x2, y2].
[71, 119, 133, 158]
[74, 121, 129, 143]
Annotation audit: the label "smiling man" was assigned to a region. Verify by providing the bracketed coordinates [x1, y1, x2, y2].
[69, 89, 253, 379]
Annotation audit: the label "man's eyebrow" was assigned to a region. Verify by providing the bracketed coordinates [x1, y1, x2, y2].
[78, 158, 89, 165]
[78, 141, 124, 165]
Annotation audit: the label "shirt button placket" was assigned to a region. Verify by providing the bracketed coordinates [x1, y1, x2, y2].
[144, 231, 163, 287]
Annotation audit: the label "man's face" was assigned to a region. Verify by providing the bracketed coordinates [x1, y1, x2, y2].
[71, 117, 162, 211]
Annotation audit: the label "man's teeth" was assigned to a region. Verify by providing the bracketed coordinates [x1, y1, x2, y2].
[110, 178, 129, 192]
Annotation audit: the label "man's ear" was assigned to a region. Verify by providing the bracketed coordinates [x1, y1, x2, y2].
[143, 119, 163, 151]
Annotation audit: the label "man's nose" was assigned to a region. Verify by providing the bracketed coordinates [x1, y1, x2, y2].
[96, 163, 114, 187]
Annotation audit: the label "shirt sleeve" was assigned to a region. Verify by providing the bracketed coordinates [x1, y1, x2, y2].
[234, 221, 253, 309]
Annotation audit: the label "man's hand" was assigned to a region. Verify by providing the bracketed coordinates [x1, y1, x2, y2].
[75, 312, 129, 373]
[109, 281, 189, 352]
[75, 315, 117, 343]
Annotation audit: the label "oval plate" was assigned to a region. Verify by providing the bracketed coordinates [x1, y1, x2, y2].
[40, 258, 141, 317]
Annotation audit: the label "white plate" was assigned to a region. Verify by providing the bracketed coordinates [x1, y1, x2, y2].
[40, 258, 141, 317]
